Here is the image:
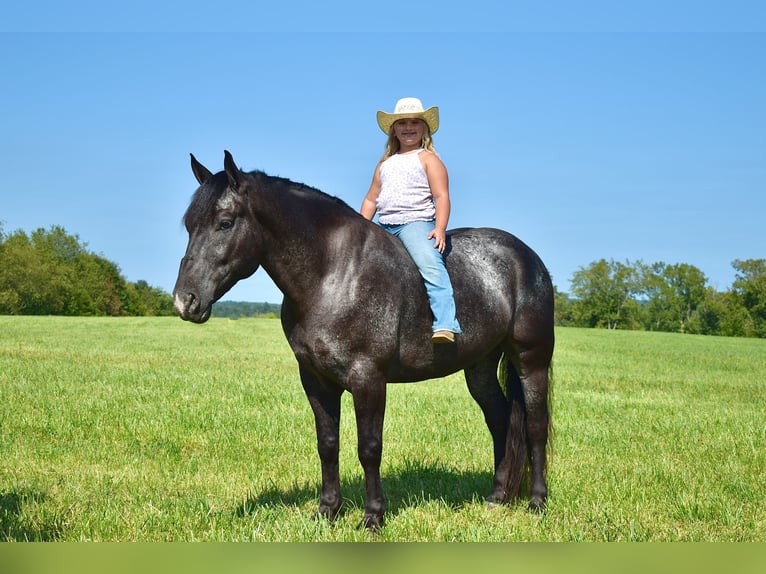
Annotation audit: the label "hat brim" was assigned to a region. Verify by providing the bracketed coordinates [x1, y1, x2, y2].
[376, 106, 439, 135]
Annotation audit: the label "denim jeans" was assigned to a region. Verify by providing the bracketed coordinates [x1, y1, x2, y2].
[381, 220, 462, 333]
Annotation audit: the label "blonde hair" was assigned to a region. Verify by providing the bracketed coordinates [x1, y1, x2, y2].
[379, 119, 438, 162]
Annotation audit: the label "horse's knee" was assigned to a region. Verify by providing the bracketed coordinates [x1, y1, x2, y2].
[317, 435, 339, 460]
[357, 437, 383, 468]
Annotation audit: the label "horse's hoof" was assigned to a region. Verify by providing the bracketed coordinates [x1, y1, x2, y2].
[485, 496, 504, 510]
[315, 504, 340, 523]
[485, 490, 508, 507]
[527, 497, 546, 513]
[314, 511, 334, 524]
[357, 513, 384, 531]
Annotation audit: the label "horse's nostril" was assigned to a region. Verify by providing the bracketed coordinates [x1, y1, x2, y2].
[173, 290, 199, 316]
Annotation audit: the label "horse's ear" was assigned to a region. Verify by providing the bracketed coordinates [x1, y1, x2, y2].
[190, 153, 213, 184]
[223, 150, 242, 192]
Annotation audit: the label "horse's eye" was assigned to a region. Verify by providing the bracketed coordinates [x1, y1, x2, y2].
[219, 219, 234, 231]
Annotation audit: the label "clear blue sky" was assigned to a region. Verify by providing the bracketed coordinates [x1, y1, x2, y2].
[2, 2, 764, 304]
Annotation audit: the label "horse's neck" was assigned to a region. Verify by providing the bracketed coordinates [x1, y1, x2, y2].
[254, 186, 360, 303]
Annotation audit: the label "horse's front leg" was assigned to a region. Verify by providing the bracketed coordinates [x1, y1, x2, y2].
[299, 366, 344, 521]
[350, 370, 387, 529]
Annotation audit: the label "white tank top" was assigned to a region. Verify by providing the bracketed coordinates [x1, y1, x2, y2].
[376, 149, 436, 225]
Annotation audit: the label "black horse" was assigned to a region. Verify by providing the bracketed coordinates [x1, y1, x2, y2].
[174, 151, 554, 529]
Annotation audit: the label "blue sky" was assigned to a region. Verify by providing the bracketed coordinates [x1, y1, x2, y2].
[2, 2, 764, 304]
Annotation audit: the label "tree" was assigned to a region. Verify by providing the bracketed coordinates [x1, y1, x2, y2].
[730, 259, 766, 337]
[638, 262, 708, 333]
[0, 229, 57, 314]
[686, 288, 746, 337]
[0, 225, 174, 316]
[553, 286, 576, 326]
[122, 280, 175, 316]
[211, 300, 282, 319]
[71, 252, 128, 315]
[569, 259, 642, 329]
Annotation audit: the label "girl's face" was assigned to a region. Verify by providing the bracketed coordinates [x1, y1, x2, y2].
[393, 118, 425, 150]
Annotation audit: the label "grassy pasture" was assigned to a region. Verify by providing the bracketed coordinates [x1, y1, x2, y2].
[0, 316, 764, 541]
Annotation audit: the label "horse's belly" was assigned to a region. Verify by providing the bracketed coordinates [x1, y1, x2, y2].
[384, 338, 499, 383]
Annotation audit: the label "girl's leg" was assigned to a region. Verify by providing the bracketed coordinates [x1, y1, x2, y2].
[388, 221, 461, 334]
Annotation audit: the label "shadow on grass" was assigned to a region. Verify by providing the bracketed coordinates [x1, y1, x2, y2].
[235, 460, 494, 521]
[0, 490, 62, 541]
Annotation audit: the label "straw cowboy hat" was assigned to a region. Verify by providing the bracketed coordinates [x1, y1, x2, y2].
[377, 97, 439, 135]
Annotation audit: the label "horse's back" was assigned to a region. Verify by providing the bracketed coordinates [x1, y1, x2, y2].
[382, 226, 553, 380]
[448, 227, 553, 313]
[449, 227, 550, 280]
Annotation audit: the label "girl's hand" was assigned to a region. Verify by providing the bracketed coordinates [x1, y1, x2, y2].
[428, 228, 447, 254]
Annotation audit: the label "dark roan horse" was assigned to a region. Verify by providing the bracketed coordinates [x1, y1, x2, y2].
[174, 151, 554, 529]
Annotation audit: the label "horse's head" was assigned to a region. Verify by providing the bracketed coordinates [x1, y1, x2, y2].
[173, 151, 262, 322]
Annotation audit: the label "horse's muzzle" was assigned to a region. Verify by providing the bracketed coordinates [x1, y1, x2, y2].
[173, 290, 211, 323]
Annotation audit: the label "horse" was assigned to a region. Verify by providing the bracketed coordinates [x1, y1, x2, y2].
[173, 151, 554, 529]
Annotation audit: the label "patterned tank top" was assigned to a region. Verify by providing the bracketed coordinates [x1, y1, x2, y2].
[376, 149, 436, 225]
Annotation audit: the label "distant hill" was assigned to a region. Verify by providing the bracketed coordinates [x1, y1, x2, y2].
[211, 300, 281, 319]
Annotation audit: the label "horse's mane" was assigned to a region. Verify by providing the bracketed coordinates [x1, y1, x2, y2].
[184, 169, 360, 229]
[249, 170, 359, 216]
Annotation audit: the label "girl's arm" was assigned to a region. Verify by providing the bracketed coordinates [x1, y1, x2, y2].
[423, 153, 450, 253]
[360, 164, 382, 220]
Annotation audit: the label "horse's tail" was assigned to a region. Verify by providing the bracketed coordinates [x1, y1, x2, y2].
[499, 355, 528, 499]
[499, 354, 553, 502]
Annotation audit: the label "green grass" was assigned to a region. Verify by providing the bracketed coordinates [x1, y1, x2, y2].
[0, 317, 764, 541]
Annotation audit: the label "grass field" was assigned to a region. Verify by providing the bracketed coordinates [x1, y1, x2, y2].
[0, 316, 764, 541]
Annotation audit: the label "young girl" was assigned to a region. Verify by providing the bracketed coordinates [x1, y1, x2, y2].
[360, 97, 462, 344]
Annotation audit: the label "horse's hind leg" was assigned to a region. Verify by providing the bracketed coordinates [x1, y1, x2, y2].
[476, 345, 551, 511]
[463, 349, 512, 504]
[518, 348, 552, 512]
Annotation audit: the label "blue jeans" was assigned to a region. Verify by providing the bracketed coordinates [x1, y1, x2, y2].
[381, 220, 462, 334]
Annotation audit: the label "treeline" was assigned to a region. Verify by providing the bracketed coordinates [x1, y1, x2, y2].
[556, 258, 766, 338]
[3, 226, 764, 338]
[0, 225, 174, 316]
[212, 300, 281, 319]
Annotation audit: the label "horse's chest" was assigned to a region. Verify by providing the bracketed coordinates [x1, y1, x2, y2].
[286, 325, 355, 375]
